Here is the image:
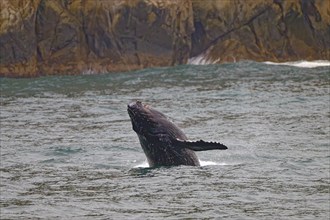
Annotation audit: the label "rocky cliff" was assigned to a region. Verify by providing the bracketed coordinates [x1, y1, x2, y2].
[0, 0, 329, 77]
[190, 0, 330, 63]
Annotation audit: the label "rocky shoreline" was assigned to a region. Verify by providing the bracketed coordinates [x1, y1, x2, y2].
[0, 0, 329, 77]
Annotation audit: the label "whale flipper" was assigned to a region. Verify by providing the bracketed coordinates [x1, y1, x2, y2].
[176, 139, 228, 151]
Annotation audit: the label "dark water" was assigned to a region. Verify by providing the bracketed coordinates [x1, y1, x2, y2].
[1, 62, 329, 219]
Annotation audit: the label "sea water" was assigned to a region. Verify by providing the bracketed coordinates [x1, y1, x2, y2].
[0, 61, 329, 219]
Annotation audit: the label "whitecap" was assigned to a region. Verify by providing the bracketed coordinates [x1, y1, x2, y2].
[188, 54, 220, 65]
[263, 60, 330, 68]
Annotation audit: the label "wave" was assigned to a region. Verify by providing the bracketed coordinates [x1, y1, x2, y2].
[187, 54, 220, 65]
[188, 52, 330, 68]
[263, 60, 330, 68]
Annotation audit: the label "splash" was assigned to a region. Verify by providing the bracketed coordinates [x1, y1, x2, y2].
[134, 161, 149, 168]
[189, 54, 330, 68]
[133, 160, 226, 168]
[200, 160, 227, 166]
[188, 54, 220, 65]
[263, 60, 330, 68]
[82, 68, 97, 75]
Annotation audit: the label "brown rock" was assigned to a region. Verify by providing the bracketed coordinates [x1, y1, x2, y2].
[191, 0, 330, 63]
[0, 0, 193, 77]
[0, 0, 329, 77]
[0, 0, 40, 77]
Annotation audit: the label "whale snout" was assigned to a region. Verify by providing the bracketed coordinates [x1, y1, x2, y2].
[127, 102, 134, 109]
[127, 101, 145, 119]
[128, 100, 142, 109]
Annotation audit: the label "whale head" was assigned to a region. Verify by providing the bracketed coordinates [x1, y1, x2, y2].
[127, 101, 176, 137]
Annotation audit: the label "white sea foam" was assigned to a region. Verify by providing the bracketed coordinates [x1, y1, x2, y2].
[263, 60, 330, 68]
[134, 161, 149, 168]
[134, 160, 226, 168]
[200, 160, 227, 166]
[188, 54, 220, 65]
[188, 53, 330, 68]
[82, 68, 97, 75]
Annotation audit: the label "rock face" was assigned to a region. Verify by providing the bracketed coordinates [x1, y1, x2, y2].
[0, 0, 329, 77]
[0, 0, 193, 77]
[190, 0, 330, 63]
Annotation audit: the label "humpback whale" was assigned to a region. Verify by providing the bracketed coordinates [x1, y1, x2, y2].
[127, 101, 228, 167]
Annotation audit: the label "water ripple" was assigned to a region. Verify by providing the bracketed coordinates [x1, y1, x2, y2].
[1, 62, 329, 219]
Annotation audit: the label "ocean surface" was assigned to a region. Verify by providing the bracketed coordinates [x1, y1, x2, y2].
[1, 61, 329, 219]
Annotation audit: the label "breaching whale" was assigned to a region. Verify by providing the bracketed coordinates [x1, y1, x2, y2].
[127, 101, 228, 167]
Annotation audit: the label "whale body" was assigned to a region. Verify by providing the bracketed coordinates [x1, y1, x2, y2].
[127, 101, 228, 167]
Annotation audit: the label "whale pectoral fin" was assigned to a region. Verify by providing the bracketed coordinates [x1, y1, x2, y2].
[176, 139, 228, 151]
